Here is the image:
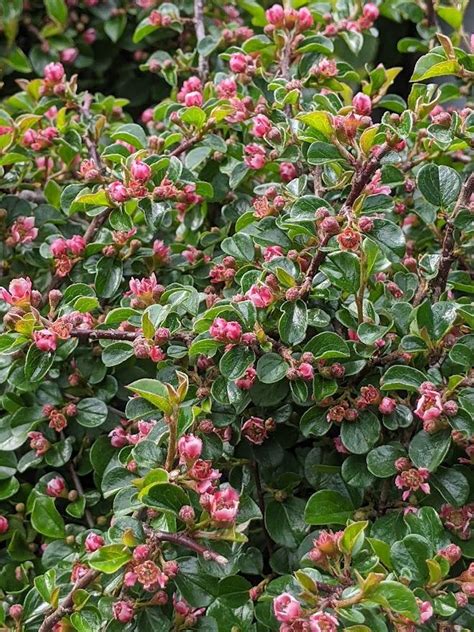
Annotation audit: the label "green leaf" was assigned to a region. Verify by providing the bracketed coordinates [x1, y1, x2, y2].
[127, 379, 173, 415]
[102, 341, 134, 367]
[367, 219, 405, 260]
[111, 123, 148, 150]
[321, 252, 360, 293]
[297, 111, 333, 138]
[31, 497, 65, 539]
[367, 445, 406, 478]
[104, 14, 126, 42]
[304, 490, 353, 525]
[265, 497, 307, 548]
[95, 257, 123, 299]
[256, 353, 289, 384]
[24, 344, 55, 382]
[430, 468, 469, 507]
[76, 398, 108, 428]
[340, 521, 368, 555]
[307, 141, 344, 165]
[180, 106, 207, 129]
[368, 580, 419, 621]
[219, 346, 255, 380]
[411, 53, 459, 81]
[221, 233, 255, 261]
[391, 534, 432, 584]
[408, 430, 451, 472]
[45, 0, 67, 25]
[417, 164, 461, 208]
[381, 366, 426, 391]
[341, 410, 381, 454]
[304, 332, 350, 360]
[140, 482, 189, 514]
[89, 544, 131, 573]
[279, 300, 307, 345]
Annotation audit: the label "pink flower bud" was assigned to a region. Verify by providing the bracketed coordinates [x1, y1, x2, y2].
[9, 604, 23, 621]
[184, 91, 203, 107]
[133, 544, 151, 562]
[44, 62, 65, 83]
[229, 52, 249, 73]
[179, 505, 196, 522]
[33, 329, 57, 353]
[352, 92, 372, 116]
[273, 593, 302, 623]
[358, 215, 374, 232]
[112, 600, 135, 623]
[378, 397, 396, 415]
[178, 434, 203, 464]
[108, 426, 128, 448]
[297, 8, 314, 31]
[363, 3, 379, 22]
[84, 532, 105, 553]
[46, 477, 66, 497]
[0, 516, 9, 533]
[279, 162, 298, 182]
[251, 114, 272, 138]
[320, 216, 340, 235]
[108, 181, 130, 203]
[297, 362, 314, 381]
[266, 4, 285, 27]
[130, 160, 152, 182]
[443, 400, 458, 416]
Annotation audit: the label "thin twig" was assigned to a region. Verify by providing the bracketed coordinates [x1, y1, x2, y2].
[194, 0, 208, 81]
[427, 172, 474, 301]
[68, 462, 94, 528]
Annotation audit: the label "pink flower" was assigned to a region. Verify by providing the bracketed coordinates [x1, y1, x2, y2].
[66, 235, 86, 255]
[216, 77, 237, 98]
[263, 245, 284, 261]
[366, 170, 391, 196]
[109, 426, 128, 448]
[84, 532, 105, 553]
[236, 367, 257, 390]
[46, 477, 66, 497]
[395, 467, 430, 501]
[0, 277, 32, 307]
[28, 432, 50, 456]
[133, 544, 151, 561]
[317, 58, 338, 77]
[242, 416, 268, 445]
[295, 362, 314, 381]
[419, 601, 433, 623]
[309, 611, 338, 631]
[363, 3, 379, 22]
[209, 487, 239, 524]
[209, 318, 242, 343]
[6, 217, 38, 246]
[188, 459, 221, 493]
[152, 239, 171, 261]
[33, 329, 57, 352]
[60, 47, 78, 64]
[266, 4, 285, 26]
[352, 92, 372, 116]
[244, 144, 266, 170]
[129, 273, 159, 299]
[246, 284, 274, 308]
[108, 181, 130, 203]
[0, 516, 8, 533]
[298, 7, 314, 30]
[44, 62, 65, 83]
[279, 162, 298, 182]
[83, 27, 97, 44]
[177, 76, 202, 103]
[378, 397, 396, 415]
[178, 434, 203, 464]
[414, 383, 443, 422]
[8, 604, 23, 620]
[229, 52, 249, 73]
[184, 91, 203, 107]
[273, 593, 302, 623]
[438, 543, 462, 565]
[130, 160, 152, 182]
[112, 600, 134, 623]
[251, 114, 272, 138]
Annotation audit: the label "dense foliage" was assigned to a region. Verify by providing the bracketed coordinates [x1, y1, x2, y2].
[0, 1, 473, 631]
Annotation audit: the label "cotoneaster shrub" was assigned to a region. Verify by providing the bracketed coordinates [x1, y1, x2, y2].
[0, 1, 473, 631]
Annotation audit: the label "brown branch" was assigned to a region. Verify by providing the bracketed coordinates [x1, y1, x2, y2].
[153, 530, 228, 565]
[68, 462, 94, 529]
[428, 172, 474, 301]
[194, 0, 208, 81]
[38, 569, 100, 632]
[425, 0, 437, 27]
[298, 234, 330, 296]
[340, 143, 390, 222]
[279, 34, 293, 80]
